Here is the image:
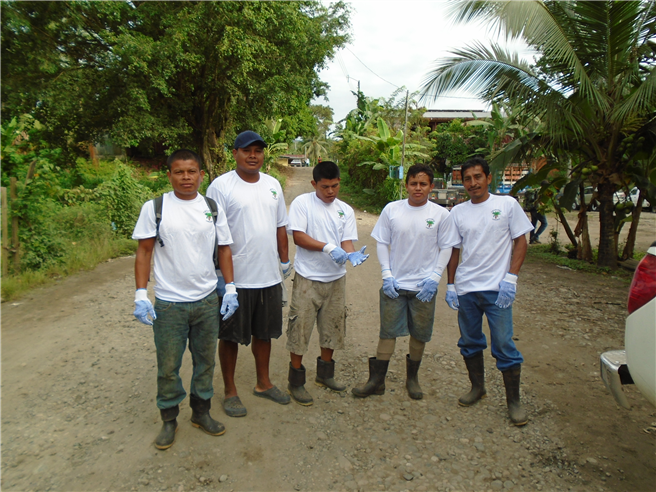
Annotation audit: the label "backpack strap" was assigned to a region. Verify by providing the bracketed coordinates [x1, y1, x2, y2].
[153, 195, 165, 247]
[202, 195, 220, 270]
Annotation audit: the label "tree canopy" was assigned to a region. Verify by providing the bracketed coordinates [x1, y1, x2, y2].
[2, 1, 351, 178]
[421, 0, 656, 267]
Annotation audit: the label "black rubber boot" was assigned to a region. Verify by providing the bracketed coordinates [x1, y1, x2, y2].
[155, 405, 179, 450]
[315, 357, 346, 392]
[190, 395, 226, 436]
[405, 355, 423, 400]
[459, 352, 487, 407]
[351, 357, 389, 398]
[502, 366, 528, 426]
[288, 363, 314, 406]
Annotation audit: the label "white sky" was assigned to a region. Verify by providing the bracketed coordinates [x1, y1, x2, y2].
[314, 0, 522, 123]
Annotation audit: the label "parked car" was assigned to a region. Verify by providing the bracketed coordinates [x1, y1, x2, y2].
[600, 241, 656, 408]
[290, 159, 303, 167]
[629, 187, 653, 212]
[571, 186, 626, 211]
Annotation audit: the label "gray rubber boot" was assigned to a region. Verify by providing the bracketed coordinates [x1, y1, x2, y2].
[458, 352, 487, 407]
[288, 363, 314, 406]
[502, 366, 528, 426]
[405, 355, 423, 400]
[315, 357, 346, 392]
[351, 357, 389, 398]
[190, 395, 226, 436]
[155, 405, 179, 450]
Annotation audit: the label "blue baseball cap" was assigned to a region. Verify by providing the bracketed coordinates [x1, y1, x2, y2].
[234, 131, 267, 149]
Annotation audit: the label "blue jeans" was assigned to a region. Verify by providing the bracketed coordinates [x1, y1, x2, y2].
[379, 288, 436, 343]
[153, 292, 220, 409]
[457, 291, 523, 371]
[530, 211, 547, 241]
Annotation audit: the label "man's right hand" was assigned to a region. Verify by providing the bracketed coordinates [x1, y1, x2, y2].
[445, 284, 459, 310]
[382, 277, 400, 299]
[323, 243, 348, 265]
[134, 289, 156, 325]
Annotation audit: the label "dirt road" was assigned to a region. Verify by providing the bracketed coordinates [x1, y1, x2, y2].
[2, 167, 654, 492]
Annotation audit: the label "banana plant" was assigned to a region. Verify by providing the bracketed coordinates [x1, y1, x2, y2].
[356, 117, 429, 171]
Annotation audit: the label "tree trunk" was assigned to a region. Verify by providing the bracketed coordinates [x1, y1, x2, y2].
[621, 191, 644, 261]
[553, 202, 577, 247]
[574, 183, 592, 261]
[597, 181, 617, 268]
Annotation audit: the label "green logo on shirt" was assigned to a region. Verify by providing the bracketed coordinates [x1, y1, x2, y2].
[426, 218, 435, 229]
[270, 189, 278, 200]
[204, 210, 213, 222]
[337, 210, 345, 219]
[492, 209, 501, 220]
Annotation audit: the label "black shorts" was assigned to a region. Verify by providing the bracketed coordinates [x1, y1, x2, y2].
[219, 283, 283, 345]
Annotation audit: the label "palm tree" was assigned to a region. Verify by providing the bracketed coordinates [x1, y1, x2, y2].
[421, 0, 656, 268]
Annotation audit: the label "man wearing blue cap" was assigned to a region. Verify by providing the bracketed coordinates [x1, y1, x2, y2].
[206, 131, 292, 417]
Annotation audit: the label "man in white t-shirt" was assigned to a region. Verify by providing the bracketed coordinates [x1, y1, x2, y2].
[206, 131, 292, 418]
[285, 161, 368, 406]
[132, 149, 238, 450]
[352, 164, 452, 400]
[439, 157, 533, 426]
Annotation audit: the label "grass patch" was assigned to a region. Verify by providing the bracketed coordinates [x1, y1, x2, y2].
[526, 244, 635, 280]
[338, 178, 385, 215]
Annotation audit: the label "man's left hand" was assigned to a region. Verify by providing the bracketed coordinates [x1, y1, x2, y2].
[416, 272, 440, 303]
[495, 273, 517, 309]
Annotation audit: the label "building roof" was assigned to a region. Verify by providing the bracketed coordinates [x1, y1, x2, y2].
[423, 109, 491, 121]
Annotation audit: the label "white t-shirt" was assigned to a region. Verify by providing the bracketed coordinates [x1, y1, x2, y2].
[288, 193, 358, 282]
[371, 199, 451, 291]
[439, 194, 533, 295]
[206, 171, 288, 288]
[132, 192, 233, 303]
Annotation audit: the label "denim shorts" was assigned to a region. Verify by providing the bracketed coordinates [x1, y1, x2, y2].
[379, 288, 435, 342]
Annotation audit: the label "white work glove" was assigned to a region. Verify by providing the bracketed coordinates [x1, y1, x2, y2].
[495, 273, 517, 309]
[416, 271, 441, 303]
[445, 284, 459, 310]
[134, 289, 156, 325]
[220, 282, 239, 320]
[281, 261, 293, 279]
[323, 243, 348, 265]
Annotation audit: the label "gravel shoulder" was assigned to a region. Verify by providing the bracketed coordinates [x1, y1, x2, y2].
[2, 167, 654, 492]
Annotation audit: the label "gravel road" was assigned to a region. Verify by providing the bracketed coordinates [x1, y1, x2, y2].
[2, 167, 654, 492]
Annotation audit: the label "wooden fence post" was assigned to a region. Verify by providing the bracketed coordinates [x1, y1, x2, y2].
[10, 177, 20, 271]
[1, 186, 8, 277]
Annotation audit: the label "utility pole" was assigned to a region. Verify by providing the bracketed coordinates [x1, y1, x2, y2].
[399, 90, 409, 200]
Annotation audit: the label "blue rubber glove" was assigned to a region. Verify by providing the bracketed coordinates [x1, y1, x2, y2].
[348, 246, 369, 267]
[134, 289, 156, 325]
[216, 276, 226, 297]
[382, 270, 400, 299]
[445, 284, 459, 310]
[220, 283, 239, 320]
[281, 261, 293, 280]
[416, 271, 441, 303]
[495, 273, 517, 309]
[323, 243, 348, 265]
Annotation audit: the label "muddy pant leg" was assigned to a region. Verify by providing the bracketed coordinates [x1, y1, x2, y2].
[457, 292, 488, 358]
[188, 292, 221, 400]
[153, 299, 190, 410]
[480, 291, 524, 371]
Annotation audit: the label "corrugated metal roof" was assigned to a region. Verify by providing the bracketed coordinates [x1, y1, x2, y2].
[423, 110, 491, 119]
